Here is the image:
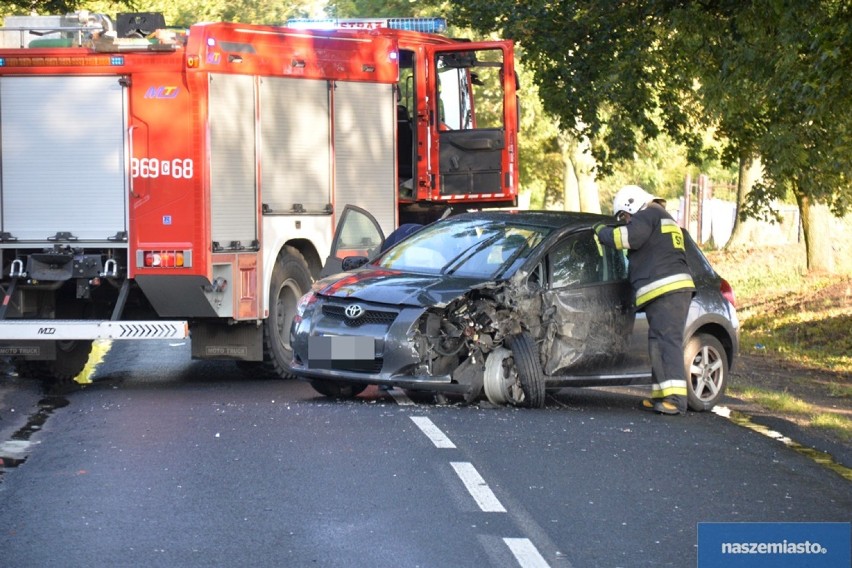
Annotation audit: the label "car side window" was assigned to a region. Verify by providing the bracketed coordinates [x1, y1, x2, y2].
[527, 260, 545, 290]
[550, 234, 603, 288]
[333, 207, 383, 260]
[602, 247, 629, 282]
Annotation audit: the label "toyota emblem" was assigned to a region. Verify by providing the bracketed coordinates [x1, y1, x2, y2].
[344, 304, 365, 319]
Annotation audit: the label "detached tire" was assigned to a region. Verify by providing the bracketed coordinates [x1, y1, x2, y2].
[684, 333, 729, 411]
[310, 380, 368, 399]
[505, 332, 546, 408]
[263, 246, 312, 379]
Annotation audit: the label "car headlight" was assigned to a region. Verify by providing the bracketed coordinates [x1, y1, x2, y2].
[294, 291, 318, 323]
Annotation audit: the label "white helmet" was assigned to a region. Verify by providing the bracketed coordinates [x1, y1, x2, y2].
[612, 185, 655, 216]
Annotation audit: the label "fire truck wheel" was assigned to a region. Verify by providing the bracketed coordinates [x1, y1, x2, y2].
[234, 360, 277, 379]
[13, 340, 93, 384]
[264, 246, 312, 379]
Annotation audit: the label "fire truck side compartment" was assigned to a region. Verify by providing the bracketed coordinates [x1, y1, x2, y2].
[209, 73, 258, 250]
[260, 77, 331, 214]
[332, 80, 397, 238]
[0, 76, 128, 244]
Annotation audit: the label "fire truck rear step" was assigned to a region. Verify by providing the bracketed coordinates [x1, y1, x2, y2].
[0, 320, 188, 340]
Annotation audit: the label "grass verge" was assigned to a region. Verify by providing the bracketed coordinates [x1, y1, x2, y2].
[730, 386, 852, 441]
[707, 243, 852, 375]
[707, 242, 851, 444]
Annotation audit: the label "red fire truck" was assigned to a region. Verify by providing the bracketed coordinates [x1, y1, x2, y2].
[0, 12, 519, 384]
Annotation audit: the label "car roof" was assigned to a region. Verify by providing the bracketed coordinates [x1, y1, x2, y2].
[447, 210, 610, 231]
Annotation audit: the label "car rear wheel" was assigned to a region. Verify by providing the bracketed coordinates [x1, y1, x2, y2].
[310, 379, 368, 399]
[684, 333, 728, 411]
[484, 333, 545, 408]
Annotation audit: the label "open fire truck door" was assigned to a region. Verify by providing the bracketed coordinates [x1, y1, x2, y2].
[426, 43, 518, 205]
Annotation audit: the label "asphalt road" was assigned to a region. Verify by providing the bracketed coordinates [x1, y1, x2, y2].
[1, 341, 850, 567]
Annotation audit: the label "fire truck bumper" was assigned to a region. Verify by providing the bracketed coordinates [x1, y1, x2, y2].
[0, 320, 189, 340]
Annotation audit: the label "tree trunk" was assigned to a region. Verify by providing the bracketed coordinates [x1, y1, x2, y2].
[562, 154, 581, 211]
[795, 191, 835, 274]
[560, 133, 600, 213]
[576, 163, 601, 214]
[725, 153, 761, 249]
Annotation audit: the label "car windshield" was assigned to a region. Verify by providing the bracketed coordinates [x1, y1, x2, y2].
[374, 218, 550, 278]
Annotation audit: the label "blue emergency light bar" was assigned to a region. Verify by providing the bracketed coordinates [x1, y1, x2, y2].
[286, 17, 448, 35]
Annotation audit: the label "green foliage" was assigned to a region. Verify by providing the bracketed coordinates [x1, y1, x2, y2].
[707, 243, 852, 373]
[448, 1, 702, 178]
[710, 242, 852, 440]
[2, 0, 80, 16]
[673, 1, 851, 220]
[514, 60, 562, 208]
[327, 0, 447, 19]
[600, 132, 688, 211]
[448, 0, 851, 221]
[2, 0, 322, 26]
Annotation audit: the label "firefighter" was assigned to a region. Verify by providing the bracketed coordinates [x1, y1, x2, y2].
[380, 223, 423, 253]
[594, 185, 695, 415]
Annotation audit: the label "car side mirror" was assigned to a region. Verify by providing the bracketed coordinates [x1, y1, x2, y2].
[341, 256, 370, 271]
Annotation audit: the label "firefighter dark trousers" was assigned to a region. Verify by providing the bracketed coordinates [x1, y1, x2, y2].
[644, 290, 692, 412]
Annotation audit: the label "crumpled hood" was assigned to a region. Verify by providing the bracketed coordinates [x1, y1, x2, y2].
[313, 268, 483, 307]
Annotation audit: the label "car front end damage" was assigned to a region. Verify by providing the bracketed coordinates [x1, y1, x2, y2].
[290, 272, 541, 399]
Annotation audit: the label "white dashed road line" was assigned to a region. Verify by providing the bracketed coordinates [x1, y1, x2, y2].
[409, 416, 457, 448]
[450, 461, 507, 513]
[407, 414, 552, 566]
[504, 538, 551, 568]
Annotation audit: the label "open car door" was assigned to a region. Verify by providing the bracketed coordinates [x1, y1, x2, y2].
[320, 205, 385, 278]
[539, 231, 637, 377]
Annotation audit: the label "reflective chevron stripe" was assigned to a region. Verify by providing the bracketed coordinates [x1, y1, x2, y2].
[0, 320, 188, 340]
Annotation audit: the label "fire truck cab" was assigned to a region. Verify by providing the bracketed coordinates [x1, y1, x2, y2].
[0, 12, 519, 385]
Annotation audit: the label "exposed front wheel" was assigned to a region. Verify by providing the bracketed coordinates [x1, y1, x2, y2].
[263, 246, 312, 379]
[483, 347, 522, 405]
[684, 333, 728, 411]
[484, 333, 545, 408]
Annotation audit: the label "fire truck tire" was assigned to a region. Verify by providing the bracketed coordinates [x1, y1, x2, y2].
[264, 246, 312, 379]
[12, 340, 93, 384]
[234, 360, 277, 379]
[11, 359, 44, 379]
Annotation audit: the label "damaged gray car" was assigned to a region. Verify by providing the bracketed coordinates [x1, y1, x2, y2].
[289, 206, 739, 410]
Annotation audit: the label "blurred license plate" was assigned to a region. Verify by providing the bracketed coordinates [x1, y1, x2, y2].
[308, 336, 375, 370]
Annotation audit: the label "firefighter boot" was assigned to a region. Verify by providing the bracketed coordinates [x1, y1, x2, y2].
[653, 398, 686, 416]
